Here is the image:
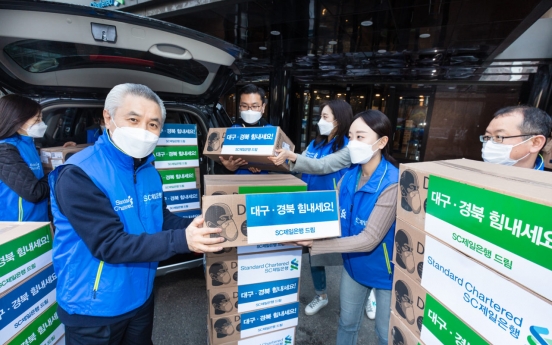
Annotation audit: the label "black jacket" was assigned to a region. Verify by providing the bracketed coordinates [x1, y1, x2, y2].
[0, 143, 49, 202]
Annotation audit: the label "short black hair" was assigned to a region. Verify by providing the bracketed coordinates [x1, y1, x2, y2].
[494, 105, 552, 138]
[239, 84, 266, 104]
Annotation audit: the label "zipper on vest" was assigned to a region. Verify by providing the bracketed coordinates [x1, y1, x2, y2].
[382, 243, 392, 279]
[93, 261, 104, 299]
[133, 172, 137, 184]
[18, 197, 23, 221]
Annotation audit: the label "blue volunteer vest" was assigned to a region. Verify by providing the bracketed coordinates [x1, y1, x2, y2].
[0, 134, 48, 221]
[301, 137, 350, 191]
[339, 157, 399, 290]
[535, 154, 545, 171]
[49, 132, 163, 317]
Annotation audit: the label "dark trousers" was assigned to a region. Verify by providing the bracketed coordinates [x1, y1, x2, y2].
[64, 296, 154, 345]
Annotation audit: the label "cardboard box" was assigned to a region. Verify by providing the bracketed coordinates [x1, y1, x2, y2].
[0, 222, 53, 295]
[158, 124, 197, 146]
[421, 293, 488, 345]
[173, 208, 202, 219]
[158, 167, 200, 192]
[208, 275, 299, 315]
[208, 302, 299, 345]
[204, 175, 307, 196]
[398, 159, 552, 300]
[543, 137, 552, 169]
[202, 190, 340, 247]
[208, 327, 296, 345]
[203, 127, 295, 172]
[393, 219, 426, 284]
[421, 236, 552, 345]
[164, 189, 200, 213]
[391, 266, 426, 337]
[153, 146, 199, 169]
[0, 265, 57, 343]
[389, 312, 423, 345]
[40, 145, 89, 171]
[206, 244, 299, 260]
[205, 248, 302, 291]
[6, 302, 64, 345]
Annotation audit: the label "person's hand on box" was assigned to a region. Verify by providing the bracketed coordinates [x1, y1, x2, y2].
[219, 155, 248, 171]
[186, 216, 225, 253]
[248, 167, 262, 173]
[268, 149, 297, 166]
[63, 141, 77, 148]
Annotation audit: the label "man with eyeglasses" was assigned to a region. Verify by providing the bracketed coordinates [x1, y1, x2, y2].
[219, 84, 271, 173]
[481, 105, 551, 170]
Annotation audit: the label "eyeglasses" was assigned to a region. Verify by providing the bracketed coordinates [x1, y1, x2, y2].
[239, 104, 262, 111]
[479, 134, 538, 144]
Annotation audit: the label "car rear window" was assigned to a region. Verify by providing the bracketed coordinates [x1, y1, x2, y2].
[4, 40, 210, 85]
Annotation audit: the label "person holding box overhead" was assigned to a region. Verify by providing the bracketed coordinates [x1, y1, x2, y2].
[292, 110, 399, 345]
[49, 83, 224, 345]
[0, 94, 49, 221]
[219, 83, 271, 174]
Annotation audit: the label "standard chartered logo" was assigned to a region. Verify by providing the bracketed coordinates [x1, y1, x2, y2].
[114, 195, 133, 212]
[528, 326, 551, 345]
[285, 335, 292, 344]
[290, 258, 299, 271]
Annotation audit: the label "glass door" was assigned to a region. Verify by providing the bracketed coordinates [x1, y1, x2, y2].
[392, 94, 429, 162]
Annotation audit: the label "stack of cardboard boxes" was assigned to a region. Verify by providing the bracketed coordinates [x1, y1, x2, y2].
[203, 174, 341, 345]
[390, 159, 552, 345]
[0, 222, 65, 345]
[40, 144, 92, 174]
[153, 124, 202, 219]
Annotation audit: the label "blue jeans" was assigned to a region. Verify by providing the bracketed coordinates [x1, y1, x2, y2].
[336, 269, 391, 345]
[309, 254, 326, 295]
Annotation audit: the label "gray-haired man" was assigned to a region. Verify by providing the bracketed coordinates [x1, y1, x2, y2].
[49, 84, 224, 345]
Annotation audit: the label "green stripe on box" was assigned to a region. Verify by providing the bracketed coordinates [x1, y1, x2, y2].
[0, 225, 51, 276]
[154, 146, 198, 161]
[158, 168, 197, 185]
[238, 185, 307, 194]
[426, 175, 552, 270]
[423, 294, 488, 345]
[8, 302, 61, 345]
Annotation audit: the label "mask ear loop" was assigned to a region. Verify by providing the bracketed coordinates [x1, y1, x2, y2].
[510, 136, 535, 163]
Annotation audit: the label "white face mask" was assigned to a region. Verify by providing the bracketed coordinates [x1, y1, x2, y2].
[110, 118, 159, 158]
[317, 118, 335, 136]
[481, 137, 533, 166]
[240, 110, 262, 124]
[24, 121, 47, 138]
[348, 138, 381, 164]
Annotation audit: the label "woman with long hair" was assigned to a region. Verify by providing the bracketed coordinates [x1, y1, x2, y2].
[0, 94, 49, 221]
[294, 110, 399, 345]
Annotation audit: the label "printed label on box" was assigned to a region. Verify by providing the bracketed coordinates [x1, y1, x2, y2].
[153, 146, 199, 169]
[422, 236, 552, 345]
[237, 249, 302, 286]
[173, 209, 201, 219]
[158, 124, 197, 146]
[237, 327, 295, 345]
[158, 168, 198, 192]
[245, 191, 340, 243]
[237, 244, 298, 255]
[421, 293, 489, 345]
[238, 278, 299, 313]
[240, 302, 299, 338]
[221, 127, 278, 156]
[0, 265, 57, 343]
[7, 302, 64, 345]
[426, 175, 552, 300]
[0, 225, 52, 295]
[164, 189, 200, 212]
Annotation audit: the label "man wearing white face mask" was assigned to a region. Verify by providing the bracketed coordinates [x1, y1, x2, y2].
[0, 94, 49, 221]
[49, 84, 225, 345]
[219, 84, 271, 174]
[481, 105, 551, 170]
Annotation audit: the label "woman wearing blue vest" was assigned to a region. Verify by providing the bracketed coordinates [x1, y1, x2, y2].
[299, 100, 353, 316]
[0, 95, 49, 221]
[295, 110, 399, 345]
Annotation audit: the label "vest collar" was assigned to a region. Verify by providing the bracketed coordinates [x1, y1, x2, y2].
[534, 154, 544, 170]
[96, 131, 155, 170]
[349, 156, 390, 194]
